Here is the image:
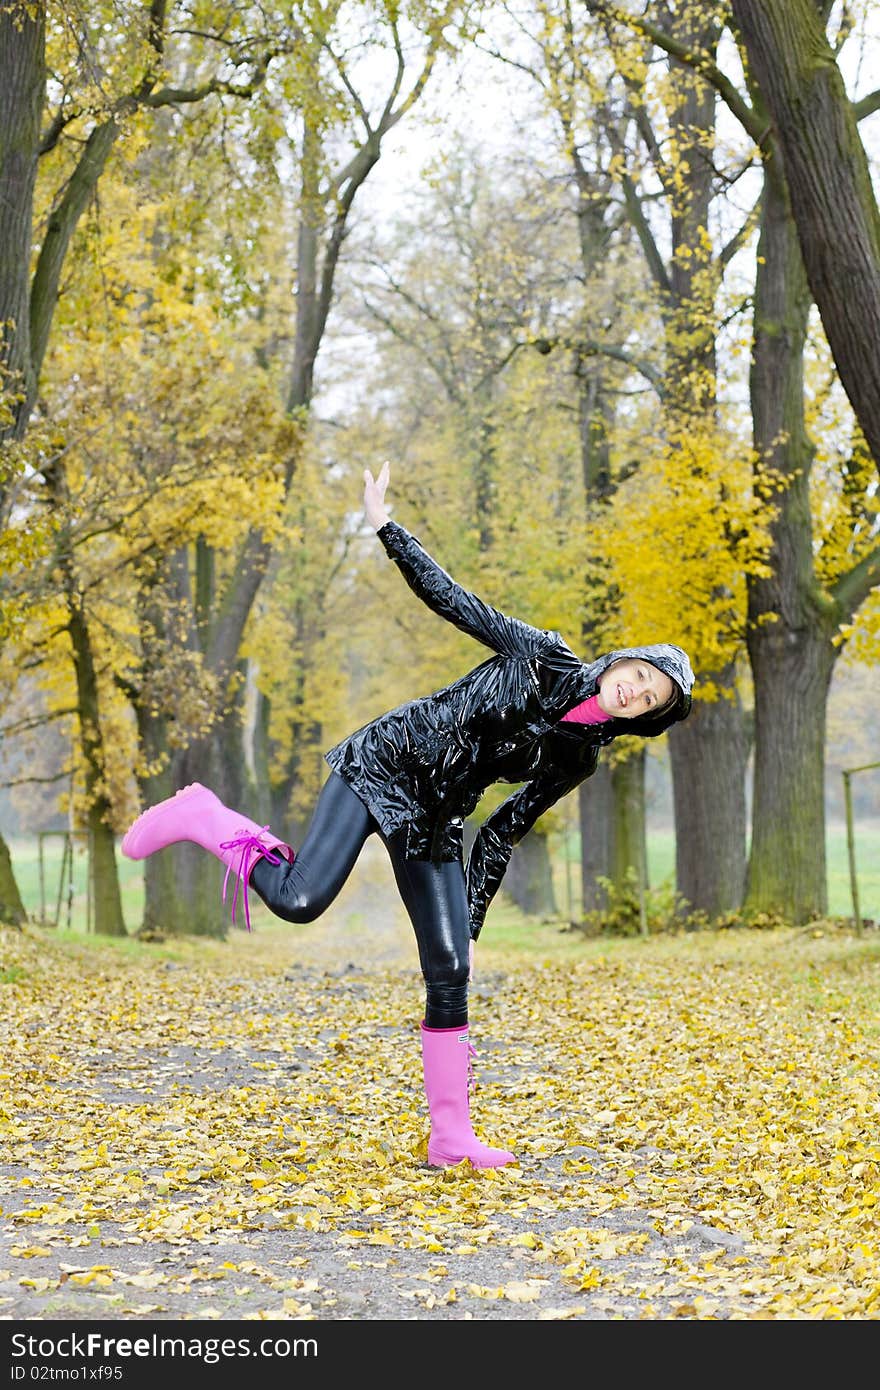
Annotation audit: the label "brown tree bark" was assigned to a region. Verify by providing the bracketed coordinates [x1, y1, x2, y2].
[50, 461, 127, 938]
[2, 3, 183, 448]
[0, 2, 45, 923]
[570, 4, 753, 918]
[0, 835, 28, 926]
[669, 666, 749, 919]
[0, 1, 44, 451]
[133, 554, 238, 938]
[612, 1, 880, 915]
[506, 834, 559, 918]
[579, 760, 613, 913]
[65, 606, 127, 938]
[745, 161, 842, 921]
[584, 1, 880, 921]
[657, 7, 750, 916]
[730, 0, 880, 475]
[580, 750, 656, 929]
[610, 747, 647, 909]
[746, 625, 836, 919]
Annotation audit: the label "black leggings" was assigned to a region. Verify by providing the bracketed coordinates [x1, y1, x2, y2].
[248, 772, 471, 1028]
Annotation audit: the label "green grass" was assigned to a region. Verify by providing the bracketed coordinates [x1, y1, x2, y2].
[645, 822, 880, 922]
[10, 834, 145, 934]
[5, 820, 879, 937]
[549, 821, 880, 925]
[820, 822, 880, 920]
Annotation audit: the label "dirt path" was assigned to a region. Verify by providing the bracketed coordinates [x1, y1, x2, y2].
[0, 845, 789, 1339]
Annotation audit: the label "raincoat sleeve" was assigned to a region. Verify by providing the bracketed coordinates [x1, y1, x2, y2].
[377, 520, 551, 658]
[465, 766, 585, 938]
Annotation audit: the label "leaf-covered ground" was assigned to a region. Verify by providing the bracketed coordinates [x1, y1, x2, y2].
[2, 843, 879, 1322]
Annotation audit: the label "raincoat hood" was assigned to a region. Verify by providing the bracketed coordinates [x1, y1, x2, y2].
[584, 643, 694, 737]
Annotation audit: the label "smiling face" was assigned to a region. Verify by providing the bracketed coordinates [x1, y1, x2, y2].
[596, 658, 676, 720]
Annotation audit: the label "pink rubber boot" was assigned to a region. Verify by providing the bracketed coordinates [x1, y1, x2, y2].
[420, 1022, 516, 1168]
[121, 782, 292, 930]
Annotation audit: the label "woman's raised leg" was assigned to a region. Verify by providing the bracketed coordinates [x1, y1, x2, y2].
[249, 773, 375, 923]
[122, 773, 375, 929]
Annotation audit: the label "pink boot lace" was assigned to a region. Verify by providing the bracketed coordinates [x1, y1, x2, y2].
[218, 829, 282, 932]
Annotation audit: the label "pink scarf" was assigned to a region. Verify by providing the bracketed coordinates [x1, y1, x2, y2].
[560, 693, 612, 725]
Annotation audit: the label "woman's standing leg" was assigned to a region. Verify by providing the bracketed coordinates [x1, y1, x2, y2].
[385, 838, 515, 1168]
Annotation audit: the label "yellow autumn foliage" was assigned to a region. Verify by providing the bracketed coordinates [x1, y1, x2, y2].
[5, 127, 297, 828]
[599, 420, 774, 698]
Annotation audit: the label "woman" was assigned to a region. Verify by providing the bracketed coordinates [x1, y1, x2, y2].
[122, 462, 694, 1169]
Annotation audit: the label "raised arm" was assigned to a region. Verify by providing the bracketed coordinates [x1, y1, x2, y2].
[364, 462, 391, 529]
[363, 463, 553, 659]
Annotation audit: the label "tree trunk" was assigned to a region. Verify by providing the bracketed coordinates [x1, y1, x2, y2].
[0, 7, 45, 942]
[84, 805, 125, 937]
[256, 598, 323, 843]
[143, 542, 260, 937]
[579, 761, 613, 912]
[250, 685, 274, 826]
[669, 667, 749, 918]
[0, 1, 44, 454]
[745, 154, 834, 922]
[258, 711, 315, 846]
[134, 742, 217, 939]
[0, 835, 28, 926]
[135, 735, 236, 940]
[610, 747, 647, 901]
[745, 162, 839, 922]
[568, 100, 637, 918]
[650, 8, 750, 920]
[160, 720, 253, 938]
[580, 751, 660, 924]
[138, 115, 326, 935]
[66, 600, 126, 937]
[51, 458, 126, 938]
[0, 8, 172, 933]
[573, 347, 637, 916]
[730, 0, 880, 477]
[664, 5, 720, 415]
[745, 627, 835, 919]
[131, 565, 224, 939]
[506, 830, 558, 918]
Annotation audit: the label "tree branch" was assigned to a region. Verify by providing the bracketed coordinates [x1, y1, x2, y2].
[719, 191, 762, 269]
[538, 335, 664, 396]
[830, 541, 880, 619]
[587, 0, 766, 145]
[853, 88, 880, 122]
[0, 707, 78, 739]
[0, 771, 73, 789]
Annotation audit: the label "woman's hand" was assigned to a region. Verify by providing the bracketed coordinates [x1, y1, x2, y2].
[363, 461, 391, 530]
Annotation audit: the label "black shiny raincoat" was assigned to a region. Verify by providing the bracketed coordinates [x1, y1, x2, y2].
[325, 521, 695, 938]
